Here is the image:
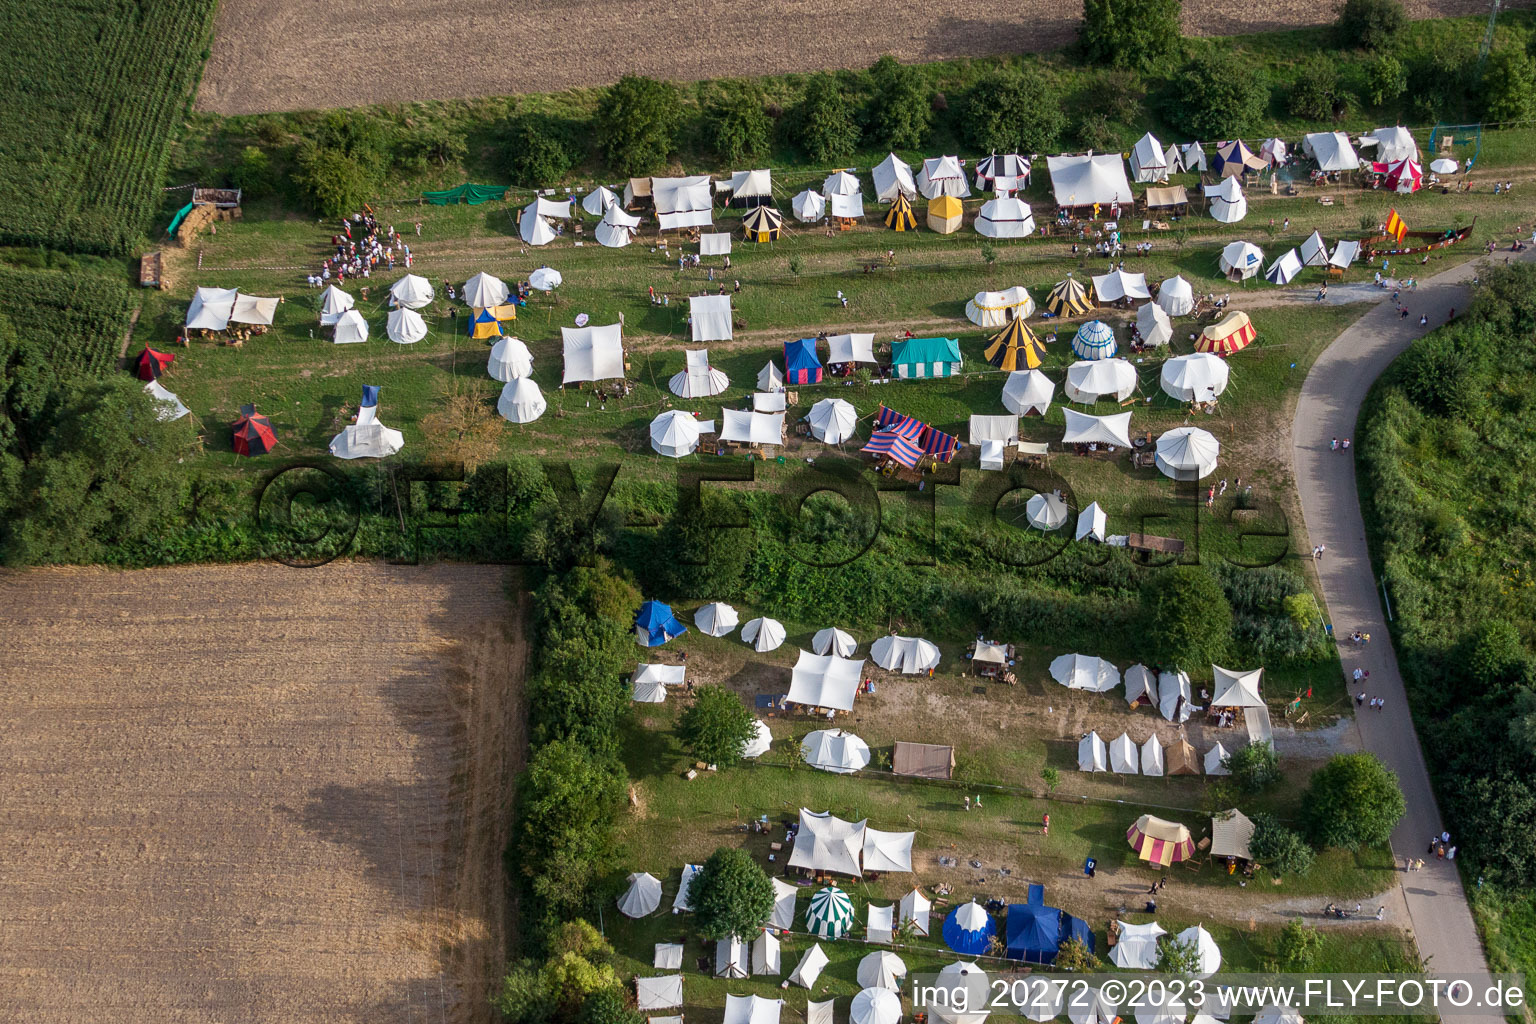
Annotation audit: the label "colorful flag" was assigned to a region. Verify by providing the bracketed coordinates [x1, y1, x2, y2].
[1384, 208, 1408, 242]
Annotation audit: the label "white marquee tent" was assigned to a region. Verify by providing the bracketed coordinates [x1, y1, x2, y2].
[1092, 269, 1150, 303]
[649, 410, 703, 458]
[872, 153, 918, 201]
[581, 185, 619, 217]
[653, 176, 714, 230]
[1204, 177, 1248, 224]
[1265, 249, 1304, 285]
[871, 635, 941, 673]
[1157, 275, 1195, 316]
[1052, 653, 1120, 693]
[497, 378, 548, 424]
[788, 650, 866, 710]
[1002, 369, 1055, 416]
[792, 190, 827, 223]
[1205, 742, 1232, 775]
[488, 337, 534, 380]
[1065, 359, 1137, 403]
[562, 323, 626, 383]
[728, 169, 773, 200]
[1047, 153, 1133, 208]
[1211, 665, 1265, 707]
[1155, 426, 1220, 481]
[863, 828, 914, 872]
[975, 197, 1035, 238]
[1062, 408, 1133, 447]
[332, 308, 369, 345]
[596, 205, 642, 248]
[1026, 491, 1069, 531]
[823, 170, 862, 197]
[463, 271, 509, 308]
[1077, 501, 1107, 542]
[827, 333, 878, 364]
[619, 872, 663, 917]
[789, 809, 867, 877]
[803, 729, 870, 774]
[691, 294, 734, 342]
[720, 409, 784, 446]
[807, 398, 858, 444]
[386, 307, 427, 344]
[695, 601, 739, 637]
[1110, 920, 1167, 969]
[1303, 132, 1360, 172]
[187, 286, 238, 330]
[918, 155, 971, 199]
[1160, 353, 1229, 403]
[1131, 132, 1169, 182]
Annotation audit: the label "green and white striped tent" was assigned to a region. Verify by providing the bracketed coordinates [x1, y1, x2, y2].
[806, 885, 856, 939]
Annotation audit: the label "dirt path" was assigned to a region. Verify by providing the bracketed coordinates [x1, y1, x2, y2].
[198, 0, 1526, 115]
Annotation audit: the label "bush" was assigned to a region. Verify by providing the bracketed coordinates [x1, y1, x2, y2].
[960, 70, 1067, 154]
[1155, 935, 1204, 975]
[690, 847, 775, 940]
[1408, 46, 1475, 123]
[1141, 566, 1232, 670]
[596, 76, 682, 176]
[1464, 620, 1529, 691]
[1074, 112, 1119, 151]
[515, 740, 627, 924]
[1303, 753, 1406, 850]
[1482, 49, 1536, 123]
[864, 55, 931, 150]
[1269, 918, 1323, 971]
[656, 499, 754, 599]
[1224, 741, 1282, 793]
[1078, 0, 1183, 70]
[677, 685, 756, 766]
[1399, 332, 1482, 417]
[293, 110, 391, 216]
[1165, 51, 1269, 139]
[1336, 0, 1405, 51]
[794, 74, 861, 162]
[394, 122, 467, 174]
[230, 146, 277, 199]
[1364, 54, 1407, 106]
[1250, 813, 1316, 876]
[707, 87, 772, 163]
[580, 988, 644, 1024]
[1055, 937, 1102, 971]
[1289, 55, 1342, 120]
[503, 113, 578, 187]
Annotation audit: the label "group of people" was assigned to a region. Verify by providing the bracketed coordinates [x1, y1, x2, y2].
[305, 212, 412, 287]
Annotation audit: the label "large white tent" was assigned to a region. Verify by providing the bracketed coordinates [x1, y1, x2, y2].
[870, 635, 941, 673]
[1329, 239, 1361, 269]
[863, 828, 914, 872]
[899, 888, 931, 935]
[653, 176, 714, 230]
[975, 197, 1035, 238]
[789, 809, 866, 877]
[1366, 125, 1418, 164]
[1211, 665, 1265, 707]
[728, 168, 773, 200]
[1265, 249, 1304, 285]
[330, 387, 405, 459]
[1110, 732, 1139, 774]
[1155, 426, 1220, 481]
[1157, 276, 1195, 316]
[187, 286, 238, 330]
[690, 294, 733, 342]
[595, 205, 642, 248]
[827, 333, 877, 364]
[1160, 353, 1229, 403]
[386, 307, 427, 344]
[931, 961, 990, 1024]
[632, 663, 685, 703]
[1110, 920, 1167, 969]
[670, 348, 730, 397]
[1051, 653, 1120, 693]
[1047, 153, 1133, 209]
[618, 872, 663, 917]
[852, 988, 902, 1024]
[318, 285, 354, 325]
[872, 153, 918, 201]
[581, 185, 619, 217]
[1094, 269, 1150, 303]
[1066, 359, 1137, 403]
[918, 155, 971, 199]
[792, 190, 827, 223]
[488, 337, 534, 380]
[858, 951, 907, 990]
[1061, 408, 1133, 447]
[463, 271, 509, 308]
[807, 398, 858, 444]
[1130, 132, 1169, 182]
[813, 627, 858, 657]
[497, 378, 547, 424]
[1204, 177, 1248, 224]
[1219, 241, 1264, 280]
[724, 995, 783, 1024]
[1002, 370, 1055, 416]
[332, 308, 369, 345]
[518, 202, 559, 246]
[966, 287, 1034, 327]
[1077, 501, 1107, 542]
[528, 267, 562, 291]
[1078, 731, 1108, 772]
[230, 294, 279, 326]
[649, 410, 702, 457]
[562, 323, 625, 382]
[1124, 664, 1157, 706]
[788, 650, 866, 710]
[1026, 492, 1069, 531]
[803, 729, 871, 774]
[720, 410, 784, 446]
[695, 601, 739, 637]
[1299, 231, 1331, 267]
[1137, 301, 1173, 347]
[742, 617, 787, 652]
[637, 976, 685, 1010]
[1303, 132, 1360, 172]
[824, 170, 862, 197]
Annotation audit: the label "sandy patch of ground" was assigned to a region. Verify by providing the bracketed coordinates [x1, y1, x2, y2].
[0, 562, 525, 1024]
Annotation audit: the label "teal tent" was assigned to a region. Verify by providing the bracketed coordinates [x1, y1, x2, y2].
[422, 183, 509, 205]
[892, 337, 962, 379]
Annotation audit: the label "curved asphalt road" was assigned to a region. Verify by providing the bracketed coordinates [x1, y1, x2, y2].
[1292, 250, 1533, 1010]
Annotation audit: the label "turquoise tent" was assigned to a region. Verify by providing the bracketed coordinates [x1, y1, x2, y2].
[892, 337, 962, 379]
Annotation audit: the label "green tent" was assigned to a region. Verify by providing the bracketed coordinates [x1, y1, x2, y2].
[805, 886, 855, 939]
[421, 183, 508, 205]
[892, 337, 963, 379]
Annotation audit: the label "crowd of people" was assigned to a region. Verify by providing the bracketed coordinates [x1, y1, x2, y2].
[304, 211, 412, 287]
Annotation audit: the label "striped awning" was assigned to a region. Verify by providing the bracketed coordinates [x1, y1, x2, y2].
[924, 427, 958, 463]
[875, 405, 926, 440]
[862, 430, 924, 468]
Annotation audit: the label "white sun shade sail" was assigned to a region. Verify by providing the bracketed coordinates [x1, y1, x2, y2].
[144, 380, 190, 422]
[1211, 665, 1265, 707]
[488, 337, 534, 381]
[1047, 153, 1133, 208]
[1130, 132, 1168, 182]
[918, 155, 971, 198]
[724, 995, 783, 1024]
[230, 294, 278, 326]
[872, 153, 917, 201]
[596, 205, 642, 248]
[318, 284, 354, 325]
[1265, 249, 1304, 285]
[975, 197, 1035, 238]
[655, 943, 685, 969]
[870, 635, 941, 673]
[1110, 921, 1167, 969]
[332, 308, 369, 345]
[619, 872, 663, 917]
[649, 410, 702, 457]
[720, 409, 784, 445]
[695, 601, 739, 637]
[186, 286, 238, 330]
[1155, 426, 1220, 481]
[1051, 653, 1120, 692]
[1078, 731, 1108, 772]
[669, 348, 729, 398]
[463, 271, 509, 308]
[1092, 269, 1151, 302]
[827, 333, 877, 364]
[1066, 359, 1137, 403]
[807, 398, 858, 444]
[743, 719, 773, 759]
[829, 192, 866, 219]
[813, 627, 858, 657]
[741, 616, 787, 652]
[1303, 131, 1359, 172]
[1299, 231, 1330, 267]
[497, 378, 547, 424]
[386, 307, 427, 344]
[637, 976, 685, 1010]
[802, 729, 871, 774]
[863, 828, 915, 872]
[788, 650, 865, 710]
[1157, 276, 1195, 316]
[562, 323, 625, 383]
[690, 294, 733, 342]
[1141, 735, 1165, 776]
[1137, 301, 1173, 347]
[1061, 409, 1133, 447]
[792, 189, 827, 223]
[789, 809, 866, 877]
[1160, 353, 1229, 402]
[1002, 370, 1055, 416]
[582, 185, 619, 216]
[1076, 501, 1107, 542]
[1026, 491, 1069, 531]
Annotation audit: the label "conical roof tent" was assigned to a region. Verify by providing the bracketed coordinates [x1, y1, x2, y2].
[463, 271, 509, 308]
[742, 206, 783, 242]
[1044, 277, 1094, 317]
[488, 337, 534, 381]
[618, 872, 663, 917]
[386, 307, 428, 344]
[883, 193, 917, 232]
[497, 378, 547, 423]
[983, 318, 1045, 371]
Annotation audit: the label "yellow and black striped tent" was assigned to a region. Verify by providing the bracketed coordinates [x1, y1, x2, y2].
[983, 317, 1046, 371]
[1044, 276, 1094, 317]
[884, 193, 917, 232]
[742, 205, 784, 242]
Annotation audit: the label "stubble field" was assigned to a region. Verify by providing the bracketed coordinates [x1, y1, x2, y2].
[0, 562, 525, 1024]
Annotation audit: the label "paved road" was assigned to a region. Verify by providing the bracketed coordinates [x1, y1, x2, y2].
[1291, 251, 1533, 1013]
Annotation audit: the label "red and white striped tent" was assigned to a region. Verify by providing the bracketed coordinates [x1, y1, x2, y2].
[1196, 311, 1256, 355]
[1126, 814, 1195, 866]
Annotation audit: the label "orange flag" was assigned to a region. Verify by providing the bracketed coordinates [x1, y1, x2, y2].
[1384, 208, 1408, 242]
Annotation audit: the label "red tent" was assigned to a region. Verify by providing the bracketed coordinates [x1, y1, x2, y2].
[135, 347, 175, 381]
[231, 404, 276, 456]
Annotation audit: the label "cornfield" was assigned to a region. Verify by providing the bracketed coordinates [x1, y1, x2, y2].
[0, 267, 135, 377]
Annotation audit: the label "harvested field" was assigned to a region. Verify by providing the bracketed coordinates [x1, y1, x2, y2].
[198, 0, 1521, 114]
[0, 562, 525, 1024]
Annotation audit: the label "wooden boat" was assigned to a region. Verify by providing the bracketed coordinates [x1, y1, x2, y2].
[1361, 217, 1475, 258]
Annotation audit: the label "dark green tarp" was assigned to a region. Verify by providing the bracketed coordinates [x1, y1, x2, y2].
[422, 183, 508, 205]
[165, 201, 195, 235]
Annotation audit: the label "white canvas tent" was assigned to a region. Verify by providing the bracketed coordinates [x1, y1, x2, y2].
[386, 307, 427, 344]
[1303, 132, 1359, 172]
[1205, 742, 1231, 775]
[1298, 231, 1330, 267]
[1062, 409, 1133, 447]
[1253, 1007, 1303, 1024]
[1265, 249, 1304, 285]
[332, 308, 369, 345]
[1125, 665, 1157, 706]
[827, 333, 877, 364]
[870, 635, 941, 673]
[670, 349, 729, 397]
[872, 153, 918, 201]
[724, 995, 783, 1024]
[975, 152, 1030, 190]
[966, 287, 1033, 327]
[823, 170, 862, 196]
[1076, 501, 1107, 542]
[1110, 920, 1167, 969]
[1110, 732, 1139, 773]
[1211, 665, 1265, 707]
[655, 943, 685, 969]
[144, 380, 190, 422]
[1068, 988, 1121, 1024]
[829, 193, 866, 220]
[752, 929, 781, 975]
[793, 190, 827, 223]
[1157, 275, 1195, 316]
[852, 988, 901, 1024]
[742, 616, 787, 652]
[770, 877, 799, 929]
[1160, 353, 1229, 403]
[1078, 731, 1108, 772]
[862, 828, 914, 872]
[582, 185, 619, 217]
[596, 206, 642, 248]
[918, 155, 971, 198]
[528, 267, 562, 291]
[695, 601, 739, 637]
[808, 1002, 836, 1024]
[1366, 126, 1418, 164]
[631, 662, 676, 703]
[899, 888, 931, 935]
[1159, 670, 1193, 723]
[497, 378, 548, 424]
[1182, 141, 1208, 172]
[1204, 177, 1248, 224]
[803, 729, 870, 774]
[1141, 735, 1165, 777]
[1092, 269, 1151, 303]
[859, 937, 901, 978]
[562, 323, 626, 383]
[720, 409, 784, 446]
[518, 203, 559, 245]
[789, 809, 866, 877]
[788, 650, 865, 710]
[813, 627, 857, 657]
[701, 232, 733, 256]
[637, 976, 685, 1010]
[488, 337, 534, 381]
[619, 872, 663, 917]
[1130, 133, 1168, 182]
[464, 271, 509, 308]
[649, 410, 702, 457]
[1219, 241, 1264, 280]
[1066, 359, 1138, 403]
[674, 864, 702, 911]
[1137, 300, 1173, 347]
[728, 169, 773, 200]
[717, 935, 750, 978]
[690, 294, 733, 342]
[865, 904, 895, 944]
[758, 361, 783, 392]
[318, 285, 354, 325]
[1002, 370, 1055, 416]
[743, 719, 773, 759]
[1047, 153, 1133, 209]
[1026, 491, 1069, 531]
[653, 176, 714, 230]
[1329, 239, 1361, 269]
[186, 286, 238, 330]
[1176, 926, 1222, 975]
[230, 294, 279, 326]
[1211, 808, 1256, 861]
[331, 389, 405, 459]
[969, 415, 1019, 446]
[1261, 137, 1288, 167]
[807, 398, 858, 444]
[974, 197, 1035, 238]
[1155, 426, 1220, 481]
[1051, 653, 1120, 693]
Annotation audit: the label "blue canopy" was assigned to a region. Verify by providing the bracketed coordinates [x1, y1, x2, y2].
[942, 903, 996, 956]
[361, 384, 380, 408]
[1005, 903, 1060, 963]
[635, 600, 687, 647]
[1063, 913, 1094, 952]
[784, 338, 823, 384]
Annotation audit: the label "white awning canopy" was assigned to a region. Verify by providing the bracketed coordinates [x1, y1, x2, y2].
[637, 976, 684, 1010]
[690, 294, 733, 341]
[969, 414, 1020, 444]
[788, 650, 865, 710]
[788, 809, 866, 877]
[700, 232, 733, 255]
[862, 827, 914, 872]
[1092, 270, 1150, 302]
[562, 323, 626, 382]
[826, 333, 877, 363]
[186, 286, 238, 330]
[1211, 665, 1265, 707]
[1061, 408, 1133, 447]
[720, 409, 784, 446]
[870, 635, 940, 673]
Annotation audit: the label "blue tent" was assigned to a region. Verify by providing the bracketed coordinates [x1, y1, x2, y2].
[941, 902, 996, 956]
[784, 338, 823, 384]
[1005, 904, 1061, 964]
[1062, 913, 1094, 952]
[635, 600, 687, 647]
